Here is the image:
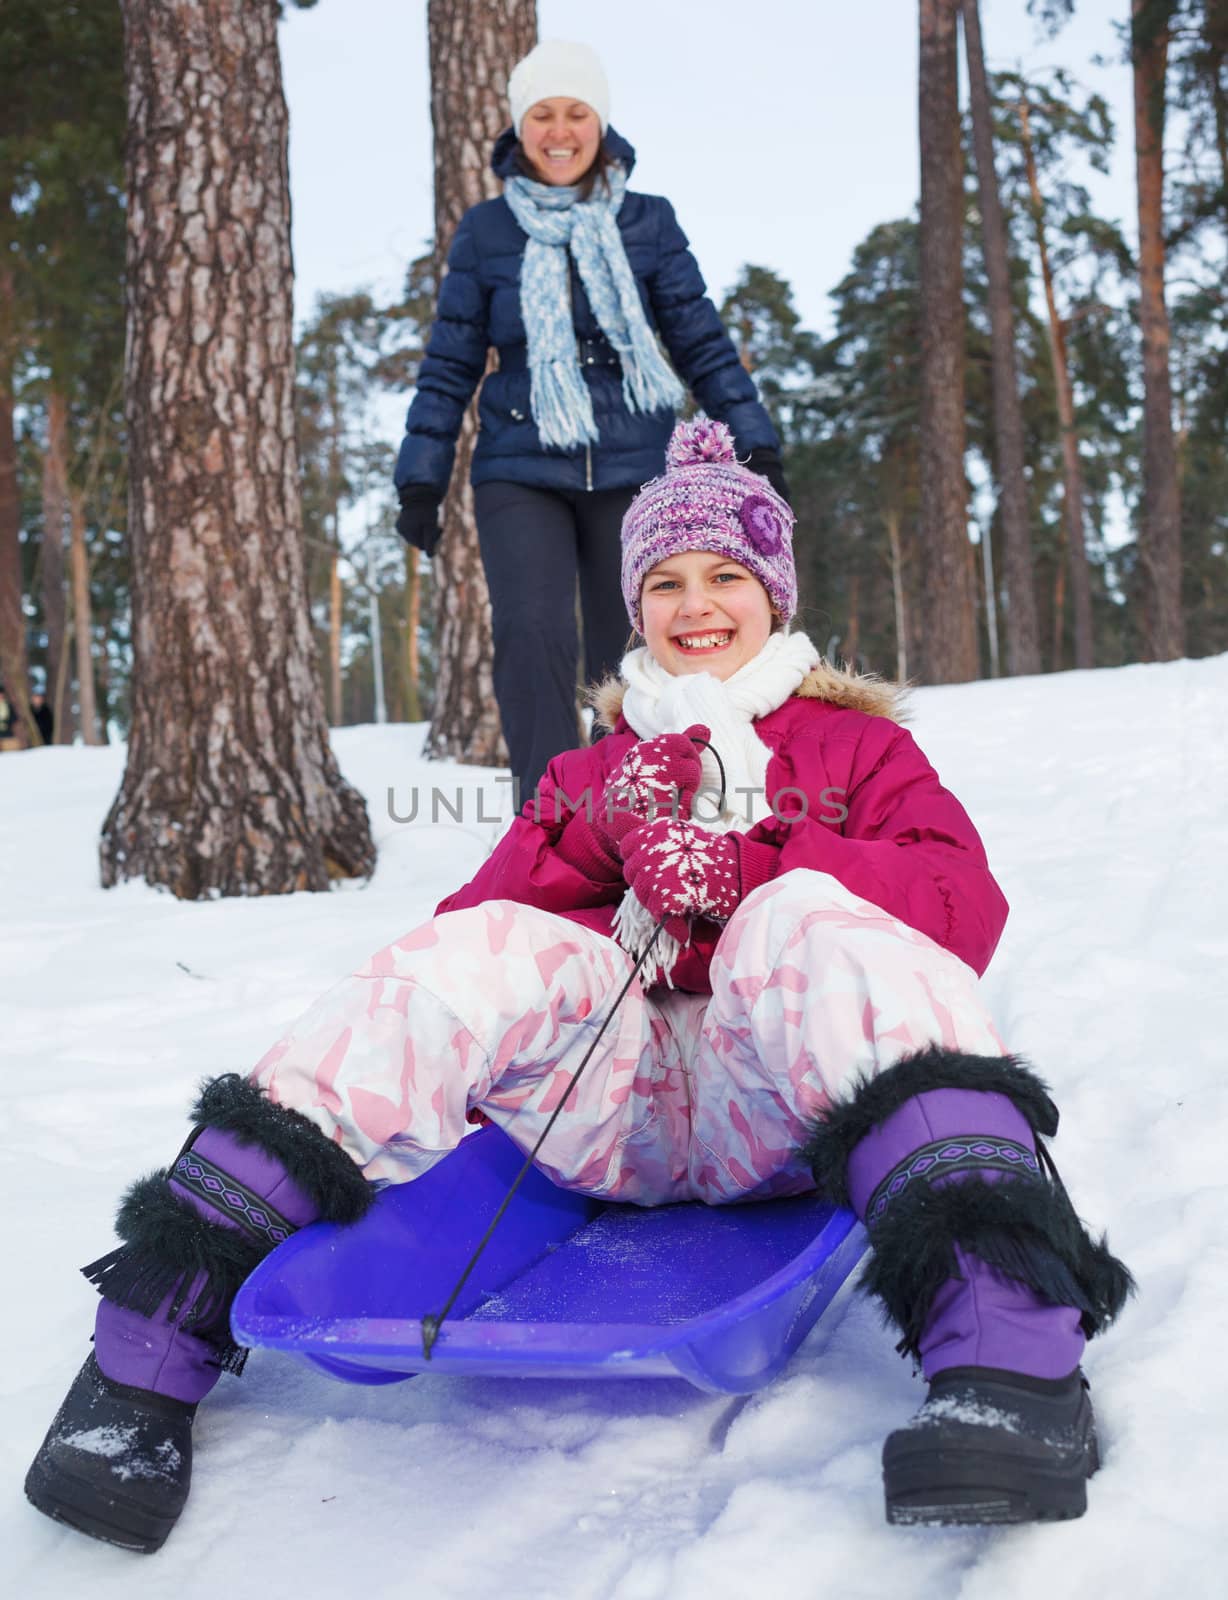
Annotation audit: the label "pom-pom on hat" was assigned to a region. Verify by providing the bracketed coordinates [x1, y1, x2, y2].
[508, 40, 610, 135]
[620, 416, 797, 628]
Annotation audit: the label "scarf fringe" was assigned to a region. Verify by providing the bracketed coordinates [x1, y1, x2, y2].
[618, 320, 685, 418]
[612, 889, 682, 989]
[530, 357, 601, 451]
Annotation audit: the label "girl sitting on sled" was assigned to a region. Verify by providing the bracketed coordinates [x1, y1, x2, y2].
[26, 417, 1131, 1550]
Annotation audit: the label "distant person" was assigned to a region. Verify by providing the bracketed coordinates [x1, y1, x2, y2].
[30, 690, 53, 746]
[393, 38, 786, 805]
[27, 419, 1131, 1550]
[0, 684, 19, 752]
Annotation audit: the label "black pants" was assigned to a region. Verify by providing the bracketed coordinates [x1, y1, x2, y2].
[475, 480, 637, 807]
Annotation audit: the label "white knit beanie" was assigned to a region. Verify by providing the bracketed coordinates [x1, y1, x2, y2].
[507, 39, 610, 134]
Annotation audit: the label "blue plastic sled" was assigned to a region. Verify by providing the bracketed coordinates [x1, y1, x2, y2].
[231, 1124, 866, 1396]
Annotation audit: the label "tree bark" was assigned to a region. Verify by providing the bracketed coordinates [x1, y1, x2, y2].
[0, 248, 31, 734]
[405, 542, 422, 722]
[885, 505, 909, 682]
[1206, 6, 1228, 236]
[328, 550, 343, 723]
[326, 349, 344, 723]
[917, 0, 978, 682]
[845, 571, 861, 665]
[101, 0, 374, 897]
[961, 0, 1041, 676]
[1018, 94, 1095, 670]
[69, 487, 101, 744]
[1132, 0, 1185, 660]
[41, 387, 71, 738]
[1053, 538, 1067, 670]
[424, 0, 536, 765]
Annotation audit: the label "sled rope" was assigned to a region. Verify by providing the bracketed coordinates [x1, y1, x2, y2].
[421, 737, 727, 1359]
[420, 922, 666, 1357]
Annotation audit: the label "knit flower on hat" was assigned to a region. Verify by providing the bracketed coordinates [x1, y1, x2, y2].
[738, 493, 787, 556]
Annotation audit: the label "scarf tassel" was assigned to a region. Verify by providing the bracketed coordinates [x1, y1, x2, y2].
[529, 357, 601, 452]
[612, 890, 683, 990]
[618, 326, 685, 419]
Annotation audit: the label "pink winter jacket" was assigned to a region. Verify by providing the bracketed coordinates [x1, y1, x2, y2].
[436, 662, 1009, 989]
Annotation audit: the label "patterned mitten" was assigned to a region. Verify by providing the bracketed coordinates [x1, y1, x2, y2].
[597, 726, 709, 849]
[618, 818, 778, 941]
[556, 726, 708, 884]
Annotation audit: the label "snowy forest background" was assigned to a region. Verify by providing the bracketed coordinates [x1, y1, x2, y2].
[2, 0, 1227, 896]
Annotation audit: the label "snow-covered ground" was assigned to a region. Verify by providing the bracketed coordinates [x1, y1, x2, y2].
[4, 656, 1227, 1597]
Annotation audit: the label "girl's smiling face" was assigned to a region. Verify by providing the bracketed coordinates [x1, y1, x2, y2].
[640, 551, 774, 681]
[520, 98, 602, 186]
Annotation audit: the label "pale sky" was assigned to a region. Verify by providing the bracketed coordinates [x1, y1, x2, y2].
[279, 0, 1137, 343]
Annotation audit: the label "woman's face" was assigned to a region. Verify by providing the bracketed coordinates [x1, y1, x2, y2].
[640, 551, 774, 682]
[520, 98, 602, 186]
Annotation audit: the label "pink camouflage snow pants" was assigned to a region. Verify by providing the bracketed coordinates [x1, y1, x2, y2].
[252, 870, 1006, 1205]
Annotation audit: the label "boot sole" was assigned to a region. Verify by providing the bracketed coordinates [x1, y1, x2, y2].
[884, 1432, 1098, 1526]
[25, 1457, 177, 1554]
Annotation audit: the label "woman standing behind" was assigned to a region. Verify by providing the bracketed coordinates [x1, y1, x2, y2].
[394, 39, 786, 805]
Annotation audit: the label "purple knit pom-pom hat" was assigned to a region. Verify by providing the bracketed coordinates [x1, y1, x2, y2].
[620, 416, 797, 628]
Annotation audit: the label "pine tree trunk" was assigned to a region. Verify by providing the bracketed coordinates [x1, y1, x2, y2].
[326, 356, 344, 724]
[1018, 95, 1094, 670]
[329, 550, 343, 724]
[101, 0, 374, 897]
[1204, 7, 1228, 234]
[962, 0, 1041, 676]
[979, 517, 1001, 677]
[845, 572, 861, 665]
[886, 505, 909, 682]
[95, 627, 113, 741]
[424, 0, 536, 765]
[1053, 542, 1067, 671]
[917, 0, 978, 682]
[1132, 0, 1185, 660]
[41, 388, 71, 739]
[0, 245, 31, 735]
[69, 488, 101, 744]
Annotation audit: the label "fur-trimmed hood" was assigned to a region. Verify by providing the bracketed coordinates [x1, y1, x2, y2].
[589, 657, 910, 733]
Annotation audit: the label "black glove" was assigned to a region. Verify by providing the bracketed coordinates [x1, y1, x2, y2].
[396, 487, 443, 557]
[745, 447, 791, 508]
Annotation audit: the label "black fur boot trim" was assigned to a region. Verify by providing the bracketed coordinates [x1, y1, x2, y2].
[189, 1073, 372, 1224]
[861, 1176, 1135, 1362]
[82, 1171, 265, 1360]
[803, 1046, 1060, 1207]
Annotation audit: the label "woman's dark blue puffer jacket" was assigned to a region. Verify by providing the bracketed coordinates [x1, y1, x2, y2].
[393, 128, 781, 498]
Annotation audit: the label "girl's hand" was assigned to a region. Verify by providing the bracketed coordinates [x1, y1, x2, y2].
[594, 726, 709, 855]
[552, 726, 709, 886]
[619, 817, 743, 934]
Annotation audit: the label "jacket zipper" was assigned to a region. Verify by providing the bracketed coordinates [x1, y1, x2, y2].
[568, 264, 595, 494]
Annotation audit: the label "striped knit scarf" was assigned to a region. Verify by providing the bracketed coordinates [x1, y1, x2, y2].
[503, 165, 684, 451]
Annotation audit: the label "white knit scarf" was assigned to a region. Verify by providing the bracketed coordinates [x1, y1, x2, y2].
[613, 630, 820, 984]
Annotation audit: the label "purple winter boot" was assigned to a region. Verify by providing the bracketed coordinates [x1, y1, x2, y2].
[24, 1075, 371, 1553]
[804, 1046, 1133, 1527]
